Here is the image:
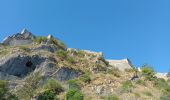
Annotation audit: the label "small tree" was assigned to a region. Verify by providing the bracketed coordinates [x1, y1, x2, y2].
[141, 64, 156, 81]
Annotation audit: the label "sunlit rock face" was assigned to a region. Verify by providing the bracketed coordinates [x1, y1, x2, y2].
[2, 29, 35, 46]
[0, 54, 45, 78]
[107, 58, 133, 71]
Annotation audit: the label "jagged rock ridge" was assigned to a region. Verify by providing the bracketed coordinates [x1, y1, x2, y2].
[2, 29, 35, 46]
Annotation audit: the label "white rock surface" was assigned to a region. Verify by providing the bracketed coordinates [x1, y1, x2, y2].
[107, 58, 133, 71]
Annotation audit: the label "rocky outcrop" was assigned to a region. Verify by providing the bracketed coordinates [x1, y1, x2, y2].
[2, 29, 35, 46]
[0, 54, 46, 78]
[107, 58, 133, 71]
[54, 67, 83, 81]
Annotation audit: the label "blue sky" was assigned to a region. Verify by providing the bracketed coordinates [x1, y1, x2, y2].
[0, 0, 170, 72]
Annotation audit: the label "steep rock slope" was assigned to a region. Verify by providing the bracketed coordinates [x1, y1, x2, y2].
[0, 29, 169, 100]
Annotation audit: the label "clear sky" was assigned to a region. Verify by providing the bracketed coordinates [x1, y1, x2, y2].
[0, 0, 170, 72]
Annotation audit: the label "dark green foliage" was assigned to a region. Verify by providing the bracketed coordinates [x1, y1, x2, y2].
[44, 78, 64, 94]
[67, 79, 80, 90]
[0, 80, 18, 100]
[141, 65, 156, 81]
[56, 50, 76, 63]
[16, 72, 42, 99]
[79, 74, 91, 83]
[67, 57, 76, 64]
[143, 91, 153, 96]
[76, 51, 85, 57]
[56, 50, 67, 59]
[0, 80, 7, 97]
[66, 89, 84, 100]
[160, 95, 170, 100]
[154, 78, 170, 96]
[34, 36, 47, 44]
[154, 78, 167, 89]
[38, 90, 55, 100]
[37, 78, 63, 100]
[104, 95, 119, 100]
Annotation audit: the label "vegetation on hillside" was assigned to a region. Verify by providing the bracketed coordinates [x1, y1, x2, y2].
[0, 35, 170, 100]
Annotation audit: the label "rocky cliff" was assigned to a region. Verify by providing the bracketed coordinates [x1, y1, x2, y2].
[0, 29, 169, 100]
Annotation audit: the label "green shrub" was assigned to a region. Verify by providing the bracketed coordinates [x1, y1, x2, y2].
[34, 36, 47, 44]
[104, 95, 119, 100]
[66, 89, 84, 100]
[76, 51, 85, 57]
[16, 72, 42, 99]
[56, 50, 67, 59]
[136, 79, 146, 86]
[0, 80, 7, 98]
[160, 95, 170, 100]
[19, 45, 30, 52]
[37, 90, 55, 100]
[0, 49, 8, 56]
[153, 78, 170, 95]
[79, 74, 91, 83]
[141, 65, 156, 81]
[154, 78, 167, 89]
[143, 91, 153, 96]
[44, 78, 64, 94]
[67, 57, 76, 64]
[134, 92, 140, 97]
[67, 79, 80, 90]
[0, 80, 18, 100]
[122, 80, 134, 93]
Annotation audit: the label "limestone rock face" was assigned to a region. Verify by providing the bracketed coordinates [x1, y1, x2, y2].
[2, 29, 35, 46]
[107, 58, 133, 71]
[0, 54, 46, 78]
[55, 67, 83, 81]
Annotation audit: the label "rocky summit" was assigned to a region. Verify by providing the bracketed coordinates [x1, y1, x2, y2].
[0, 29, 170, 100]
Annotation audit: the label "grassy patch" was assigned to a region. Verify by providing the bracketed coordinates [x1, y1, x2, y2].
[136, 79, 146, 86]
[34, 36, 47, 44]
[79, 74, 91, 83]
[104, 95, 119, 100]
[66, 89, 84, 100]
[19, 45, 30, 52]
[143, 91, 153, 97]
[122, 80, 134, 93]
[107, 68, 120, 77]
[141, 65, 156, 81]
